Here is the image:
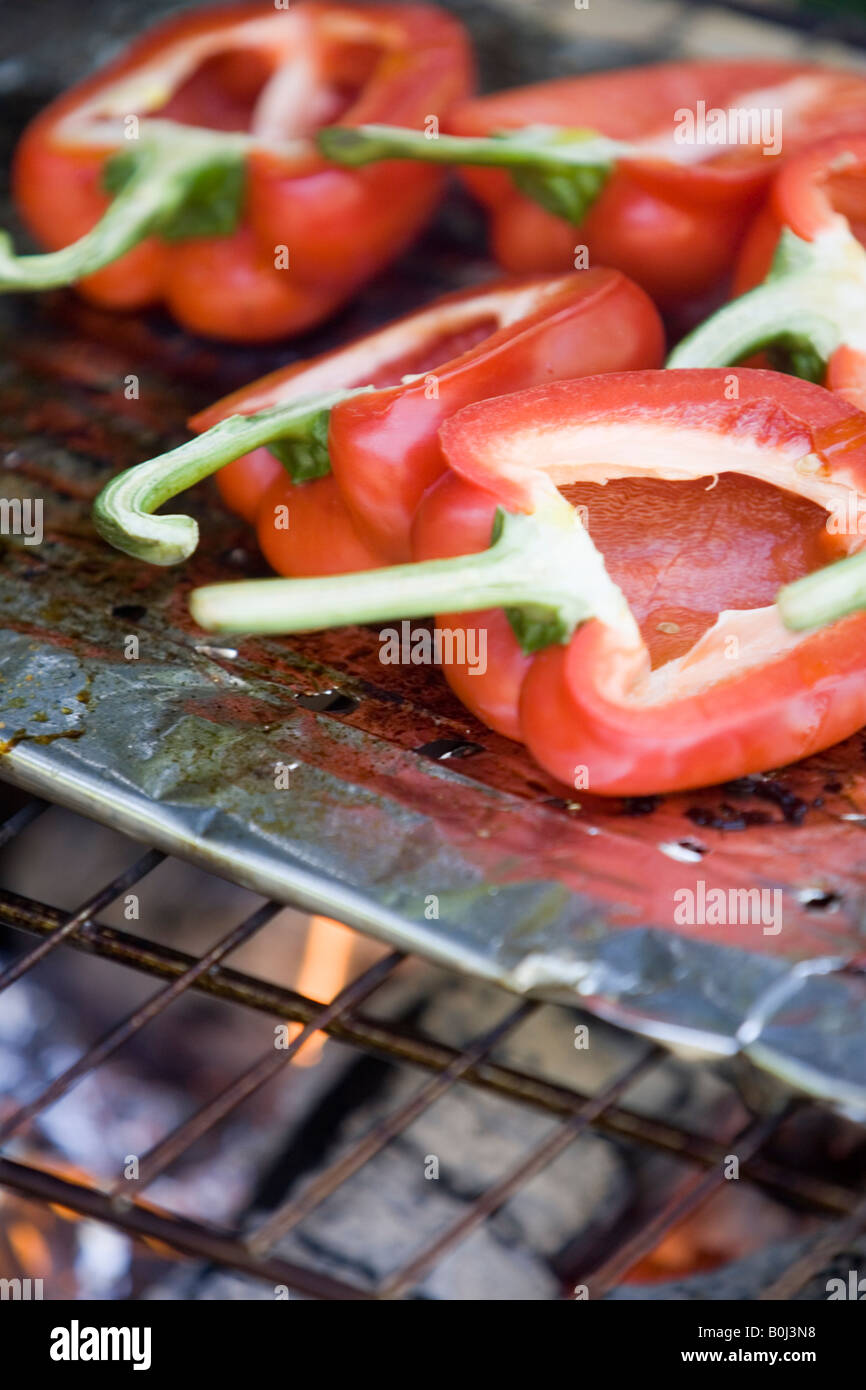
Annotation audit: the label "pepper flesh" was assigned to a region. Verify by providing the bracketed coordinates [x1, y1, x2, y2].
[8, 2, 473, 339]
[189, 369, 866, 797]
[320, 62, 866, 309]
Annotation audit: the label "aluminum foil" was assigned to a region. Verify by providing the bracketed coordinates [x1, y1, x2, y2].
[2, 0, 866, 1114]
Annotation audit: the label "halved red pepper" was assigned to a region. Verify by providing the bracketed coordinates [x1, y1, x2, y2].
[319, 62, 866, 309]
[187, 369, 866, 797]
[93, 268, 663, 570]
[3, 2, 473, 340]
[669, 134, 866, 412]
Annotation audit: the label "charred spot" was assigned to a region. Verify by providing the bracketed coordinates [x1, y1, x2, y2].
[685, 804, 774, 832]
[721, 776, 810, 825]
[542, 796, 580, 812]
[111, 603, 147, 622]
[218, 546, 257, 570]
[750, 781, 810, 825]
[678, 838, 708, 857]
[414, 738, 485, 762]
[294, 689, 358, 715]
[801, 890, 842, 912]
[723, 777, 761, 798]
[621, 795, 661, 816]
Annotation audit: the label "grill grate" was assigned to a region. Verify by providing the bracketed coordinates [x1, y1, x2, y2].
[0, 796, 863, 1301]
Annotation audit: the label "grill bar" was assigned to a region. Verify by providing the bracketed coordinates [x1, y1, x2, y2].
[106, 950, 405, 1196]
[759, 1195, 866, 1300]
[246, 999, 538, 1254]
[0, 1155, 373, 1301]
[0, 870, 858, 1219]
[0, 797, 46, 848]
[0, 846, 163, 993]
[0, 900, 283, 1145]
[376, 1047, 661, 1300]
[0, 797, 860, 1301]
[586, 1107, 791, 1296]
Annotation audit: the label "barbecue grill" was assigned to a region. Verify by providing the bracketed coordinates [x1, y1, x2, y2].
[2, 0, 866, 1303]
[1, 789, 865, 1301]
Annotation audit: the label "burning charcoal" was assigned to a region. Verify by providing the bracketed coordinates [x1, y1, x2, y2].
[604, 1235, 863, 1301]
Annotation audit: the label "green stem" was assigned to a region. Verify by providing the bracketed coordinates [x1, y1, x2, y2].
[667, 227, 866, 378]
[778, 551, 866, 631]
[318, 123, 624, 223]
[189, 491, 632, 653]
[93, 387, 371, 566]
[319, 124, 623, 170]
[667, 280, 835, 371]
[0, 129, 246, 291]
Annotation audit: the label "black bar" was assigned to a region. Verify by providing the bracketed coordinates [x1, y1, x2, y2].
[2, 1297, 864, 1369]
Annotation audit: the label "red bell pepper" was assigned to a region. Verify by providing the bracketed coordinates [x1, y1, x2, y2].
[3, 2, 472, 340]
[187, 369, 866, 797]
[318, 61, 866, 309]
[93, 268, 663, 570]
[668, 134, 866, 405]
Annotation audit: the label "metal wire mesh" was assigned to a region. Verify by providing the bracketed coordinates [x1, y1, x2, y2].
[0, 796, 863, 1301]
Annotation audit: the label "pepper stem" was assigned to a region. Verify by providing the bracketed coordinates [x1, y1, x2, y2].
[0, 129, 247, 291]
[778, 550, 866, 631]
[189, 488, 635, 654]
[318, 124, 625, 223]
[93, 387, 372, 566]
[667, 226, 866, 378]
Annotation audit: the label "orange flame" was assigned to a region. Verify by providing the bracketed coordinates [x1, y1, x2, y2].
[286, 915, 355, 1066]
